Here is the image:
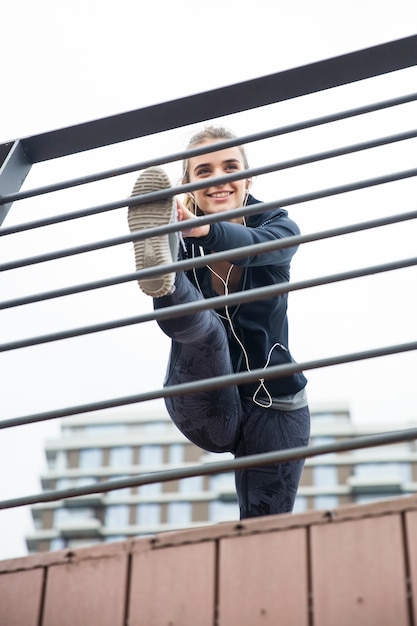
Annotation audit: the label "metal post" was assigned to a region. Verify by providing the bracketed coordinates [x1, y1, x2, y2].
[0, 140, 32, 227]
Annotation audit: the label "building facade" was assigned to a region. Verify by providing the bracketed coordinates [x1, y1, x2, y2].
[26, 404, 417, 553]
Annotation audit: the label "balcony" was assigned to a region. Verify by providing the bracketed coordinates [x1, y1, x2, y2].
[55, 517, 102, 539]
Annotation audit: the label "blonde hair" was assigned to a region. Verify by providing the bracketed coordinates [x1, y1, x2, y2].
[182, 126, 250, 213]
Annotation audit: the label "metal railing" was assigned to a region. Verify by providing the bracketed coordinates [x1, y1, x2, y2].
[1, 34, 417, 513]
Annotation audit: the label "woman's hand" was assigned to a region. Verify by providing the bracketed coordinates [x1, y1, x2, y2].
[176, 198, 210, 238]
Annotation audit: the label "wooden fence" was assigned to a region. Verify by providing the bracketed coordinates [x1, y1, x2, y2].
[1, 495, 417, 625]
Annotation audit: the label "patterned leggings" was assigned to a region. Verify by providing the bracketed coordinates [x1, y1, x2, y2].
[154, 272, 310, 519]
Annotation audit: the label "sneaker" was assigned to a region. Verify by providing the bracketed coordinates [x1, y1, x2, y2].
[128, 167, 178, 297]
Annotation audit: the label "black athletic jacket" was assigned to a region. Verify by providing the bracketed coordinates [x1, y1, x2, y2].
[183, 196, 307, 398]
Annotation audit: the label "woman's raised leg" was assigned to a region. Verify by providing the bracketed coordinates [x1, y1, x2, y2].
[154, 271, 242, 453]
[128, 166, 242, 453]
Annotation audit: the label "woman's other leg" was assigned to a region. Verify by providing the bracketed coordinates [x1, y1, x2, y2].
[234, 399, 310, 518]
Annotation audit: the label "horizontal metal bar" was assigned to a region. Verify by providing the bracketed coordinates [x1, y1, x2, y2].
[1, 254, 416, 353]
[18, 35, 417, 163]
[1, 340, 416, 431]
[0, 193, 288, 270]
[2, 426, 417, 510]
[2, 91, 417, 208]
[2, 207, 417, 311]
[2, 125, 417, 237]
[2, 164, 417, 272]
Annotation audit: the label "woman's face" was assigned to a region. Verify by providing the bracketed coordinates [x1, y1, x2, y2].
[187, 141, 248, 219]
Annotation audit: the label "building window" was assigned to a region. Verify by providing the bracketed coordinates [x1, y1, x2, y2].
[355, 494, 387, 505]
[54, 507, 95, 525]
[56, 477, 97, 490]
[136, 503, 161, 526]
[141, 421, 169, 432]
[55, 478, 71, 490]
[314, 495, 339, 510]
[104, 535, 126, 543]
[67, 538, 100, 549]
[179, 475, 203, 494]
[79, 448, 102, 469]
[50, 538, 66, 551]
[210, 473, 235, 493]
[293, 496, 307, 513]
[354, 462, 411, 482]
[208, 501, 239, 523]
[138, 482, 161, 497]
[169, 444, 184, 464]
[167, 502, 192, 525]
[109, 446, 132, 467]
[139, 445, 163, 466]
[352, 442, 412, 458]
[312, 465, 338, 487]
[105, 505, 130, 528]
[48, 451, 67, 470]
[76, 476, 97, 487]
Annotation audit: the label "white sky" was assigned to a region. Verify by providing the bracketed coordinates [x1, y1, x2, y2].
[1, 0, 417, 560]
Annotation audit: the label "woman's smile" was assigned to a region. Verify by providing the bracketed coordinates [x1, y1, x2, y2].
[188, 142, 248, 216]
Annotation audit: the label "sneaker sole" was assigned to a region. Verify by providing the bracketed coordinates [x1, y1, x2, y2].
[128, 167, 176, 297]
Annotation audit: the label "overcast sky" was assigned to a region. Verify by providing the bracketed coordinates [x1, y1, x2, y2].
[1, 0, 417, 560]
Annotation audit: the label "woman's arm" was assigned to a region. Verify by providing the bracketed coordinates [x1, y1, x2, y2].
[177, 199, 210, 238]
[186, 208, 300, 268]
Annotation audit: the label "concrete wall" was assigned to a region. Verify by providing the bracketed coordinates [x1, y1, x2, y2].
[1, 496, 417, 625]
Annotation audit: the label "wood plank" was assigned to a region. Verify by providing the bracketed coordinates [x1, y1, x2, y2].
[405, 510, 417, 624]
[42, 550, 128, 626]
[129, 542, 215, 626]
[311, 514, 409, 625]
[217, 528, 309, 626]
[0, 569, 44, 626]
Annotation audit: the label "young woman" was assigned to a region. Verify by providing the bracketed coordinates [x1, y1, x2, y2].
[128, 127, 310, 519]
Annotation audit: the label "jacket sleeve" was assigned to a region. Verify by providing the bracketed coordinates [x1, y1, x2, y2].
[187, 210, 300, 267]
